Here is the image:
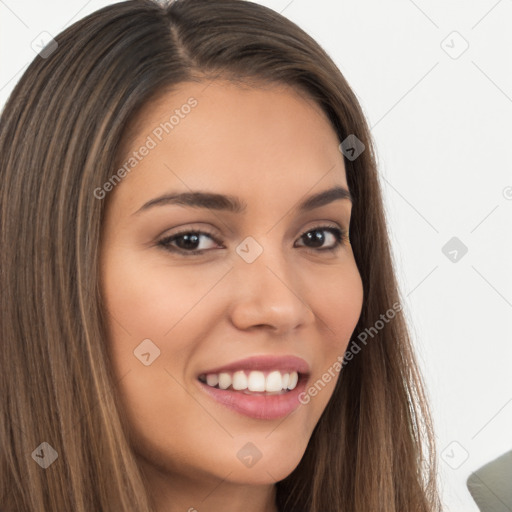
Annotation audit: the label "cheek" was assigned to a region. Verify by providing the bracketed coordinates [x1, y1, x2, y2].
[100, 248, 235, 395]
[295, 261, 363, 417]
[307, 258, 364, 344]
[99, 251, 228, 448]
[101, 248, 229, 340]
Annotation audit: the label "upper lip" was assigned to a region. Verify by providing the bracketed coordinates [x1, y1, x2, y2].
[198, 355, 311, 376]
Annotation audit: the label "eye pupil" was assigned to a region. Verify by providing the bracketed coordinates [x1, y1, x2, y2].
[304, 230, 325, 248]
[177, 233, 200, 250]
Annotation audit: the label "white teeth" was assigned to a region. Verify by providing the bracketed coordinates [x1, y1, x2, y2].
[201, 370, 300, 392]
[232, 370, 248, 390]
[287, 371, 298, 390]
[247, 371, 266, 391]
[206, 374, 219, 387]
[266, 371, 283, 392]
[218, 373, 232, 390]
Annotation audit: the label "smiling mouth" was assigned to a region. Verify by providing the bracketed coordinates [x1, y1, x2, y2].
[197, 369, 303, 395]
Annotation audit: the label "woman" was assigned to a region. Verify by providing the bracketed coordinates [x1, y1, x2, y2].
[0, 0, 442, 510]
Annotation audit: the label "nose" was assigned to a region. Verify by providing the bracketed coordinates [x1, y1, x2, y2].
[227, 246, 315, 334]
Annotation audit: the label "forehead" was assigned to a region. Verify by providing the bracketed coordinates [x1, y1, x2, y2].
[111, 79, 349, 213]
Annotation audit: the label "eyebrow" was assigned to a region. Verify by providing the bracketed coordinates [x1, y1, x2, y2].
[132, 185, 353, 216]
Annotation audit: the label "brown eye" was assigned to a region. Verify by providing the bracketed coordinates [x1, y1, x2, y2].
[158, 229, 223, 255]
[295, 225, 348, 252]
[157, 225, 348, 257]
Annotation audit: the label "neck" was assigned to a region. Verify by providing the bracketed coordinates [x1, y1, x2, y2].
[138, 455, 279, 512]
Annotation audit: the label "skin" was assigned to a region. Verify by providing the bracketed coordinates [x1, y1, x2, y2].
[99, 79, 364, 512]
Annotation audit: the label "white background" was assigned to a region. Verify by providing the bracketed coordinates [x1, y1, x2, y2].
[1, 1, 511, 510]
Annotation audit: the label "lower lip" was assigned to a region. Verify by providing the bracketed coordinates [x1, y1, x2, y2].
[197, 377, 307, 420]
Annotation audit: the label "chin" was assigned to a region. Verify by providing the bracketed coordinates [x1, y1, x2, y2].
[216, 444, 306, 485]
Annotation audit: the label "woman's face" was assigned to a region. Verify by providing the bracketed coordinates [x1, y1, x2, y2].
[99, 80, 363, 500]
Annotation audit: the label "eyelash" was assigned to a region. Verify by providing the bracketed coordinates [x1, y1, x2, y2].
[157, 224, 349, 256]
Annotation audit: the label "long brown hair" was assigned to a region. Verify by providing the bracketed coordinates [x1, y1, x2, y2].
[0, 0, 442, 510]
